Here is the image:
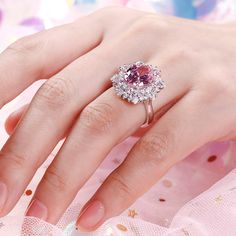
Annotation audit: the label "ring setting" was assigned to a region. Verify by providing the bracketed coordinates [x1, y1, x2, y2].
[111, 61, 165, 126]
[111, 61, 165, 104]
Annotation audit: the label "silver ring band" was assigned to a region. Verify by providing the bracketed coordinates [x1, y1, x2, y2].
[143, 99, 154, 127]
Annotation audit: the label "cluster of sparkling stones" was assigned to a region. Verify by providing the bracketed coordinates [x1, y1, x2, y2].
[111, 61, 165, 104]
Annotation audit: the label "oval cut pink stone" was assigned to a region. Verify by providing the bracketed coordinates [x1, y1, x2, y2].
[126, 64, 153, 85]
[137, 65, 151, 77]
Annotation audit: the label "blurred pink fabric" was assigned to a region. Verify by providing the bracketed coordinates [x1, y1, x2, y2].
[0, 0, 236, 235]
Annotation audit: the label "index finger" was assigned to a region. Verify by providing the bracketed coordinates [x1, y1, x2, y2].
[0, 14, 103, 108]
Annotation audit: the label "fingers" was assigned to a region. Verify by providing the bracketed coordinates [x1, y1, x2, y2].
[5, 102, 119, 137]
[75, 92, 212, 231]
[0, 33, 157, 218]
[29, 60, 188, 225]
[0, 42, 121, 217]
[0, 14, 103, 108]
[5, 104, 29, 135]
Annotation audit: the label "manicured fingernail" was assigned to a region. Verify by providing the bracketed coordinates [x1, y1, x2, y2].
[25, 199, 47, 220]
[76, 200, 105, 231]
[0, 182, 7, 210]
[10, 109, 21, 117]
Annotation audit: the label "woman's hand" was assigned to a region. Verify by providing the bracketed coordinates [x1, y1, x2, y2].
[1, 6, 236, 231]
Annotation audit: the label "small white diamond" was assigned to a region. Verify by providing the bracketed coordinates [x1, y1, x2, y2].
[122, 92, 128, 99]
[120, 83, 128, 90]
[117, 89, 124, 96]
[135, 61, 144, 66]
[119, 64, 129, 72]
[139, 95, 145, 101]
[159, 83, 165, 89]
[111, 74, 118, 83]
[153, 70, 159, 76]
[119, 71, 127, 78]
[155, 79, 164, 89]
[146, 87, 152, 93]
[132, 97, 139, 104]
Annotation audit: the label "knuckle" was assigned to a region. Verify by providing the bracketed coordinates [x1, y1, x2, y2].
[35, 77, 72, 109]
[6, 35, 43, 56]
[210, 73, 230, 93]
[171, 47, 196, 65]
[198, 68, 232, 99]
[0, 149, 29, 169]
[137, 133, 170, 164]
[109, 172, 135, 200]
[131, 15, 168, 36]
[79, 102, 114, 134]
[42, 166, 67, 192]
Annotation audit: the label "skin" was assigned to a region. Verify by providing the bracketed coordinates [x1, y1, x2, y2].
[1, 6, 236, 231]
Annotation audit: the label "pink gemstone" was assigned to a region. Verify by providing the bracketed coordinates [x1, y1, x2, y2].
[126, 64, 153, 86]
[140, 74, 153, 84]
[127, 70, 139, 84]
[137, 65, 151, 77]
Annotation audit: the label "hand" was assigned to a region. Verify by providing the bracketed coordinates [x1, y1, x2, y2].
[2, 6, 236, 231]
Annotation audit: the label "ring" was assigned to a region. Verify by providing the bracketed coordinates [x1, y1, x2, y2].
[111, 61, 165, 126]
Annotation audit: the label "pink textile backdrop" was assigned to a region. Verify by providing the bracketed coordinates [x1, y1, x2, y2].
[0, 0, 236, 235]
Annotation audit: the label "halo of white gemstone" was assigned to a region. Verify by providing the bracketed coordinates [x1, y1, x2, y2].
[111, 61, 165, 104]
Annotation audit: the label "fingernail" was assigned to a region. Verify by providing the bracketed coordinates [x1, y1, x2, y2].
[76, 200, 105, 231]
[25, 199, 48, 220]
[0, 182, 7, 210]
[10, 109, 21, 117]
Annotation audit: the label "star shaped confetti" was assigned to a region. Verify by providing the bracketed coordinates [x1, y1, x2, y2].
[215, 194, 223, 203]
[128, 209, 138, 218]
